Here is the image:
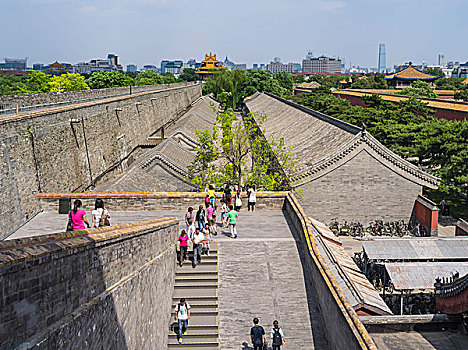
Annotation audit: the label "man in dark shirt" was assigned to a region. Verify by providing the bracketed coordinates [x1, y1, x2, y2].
[223, 185, 232, 207]
[250, 317, 266, 350]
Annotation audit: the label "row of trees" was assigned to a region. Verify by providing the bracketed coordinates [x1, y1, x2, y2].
[290, 90, 468, 195]
[0, 69, 199, 95]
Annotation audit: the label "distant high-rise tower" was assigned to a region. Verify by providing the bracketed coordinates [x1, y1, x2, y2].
[438, 54, 446, 67]
[378, 44, 386, 73]
[306, 51, 313, 60]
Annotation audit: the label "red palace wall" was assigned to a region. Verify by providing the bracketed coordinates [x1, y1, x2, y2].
[437, 288, 468, 314]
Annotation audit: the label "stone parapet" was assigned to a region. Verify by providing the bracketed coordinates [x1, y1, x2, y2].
[0, 218, 178, 350]
[37, 191, 288, 212]
[283, 193, 377, 350]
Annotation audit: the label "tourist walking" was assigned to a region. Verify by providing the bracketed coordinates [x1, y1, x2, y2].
[220, 199, 229, 228]
[191, 228, 204, 268]
[223, 185, 232, 207]
[91, 199, 110, 228]
[174, 298, 191, 343]
[185, 207, 196, 238]
[250, 318, 266, 350]
[270, 320, 285, 349]
[235, 189, 242, 211]
[203, 223, 212, 256]
[195, 205, 206, 231]
[178, 230, 189, 267]
[227, 205, 238, 239]
[208, 184, 216, 206]
[247, 186, 256, 212]
[67, 199, 90, 231]
[206, 202, 216, 235]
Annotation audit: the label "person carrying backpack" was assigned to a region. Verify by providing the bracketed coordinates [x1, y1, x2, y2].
[250, 317, 266, 350]
[174, 298, 191, 343]
[270, 320, 285, 349]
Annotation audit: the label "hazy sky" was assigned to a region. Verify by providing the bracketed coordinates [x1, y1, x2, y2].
[1, 0, 466, 69]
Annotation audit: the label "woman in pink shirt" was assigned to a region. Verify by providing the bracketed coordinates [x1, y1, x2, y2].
[178, 230, 189, 266]
[69, 200, 90, 231]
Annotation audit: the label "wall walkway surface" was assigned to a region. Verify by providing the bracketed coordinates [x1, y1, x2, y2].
[0, 83, 202, 238]
[0, 218, 179, 350]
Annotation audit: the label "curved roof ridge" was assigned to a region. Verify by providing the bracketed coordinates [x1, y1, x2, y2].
[385, 64, 439, 81]
[362, 132, 440, 186]
[138, 138, 192, 175]
[291, 131, 439, 188]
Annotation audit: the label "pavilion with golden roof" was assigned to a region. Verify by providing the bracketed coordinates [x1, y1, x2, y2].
[196, 53, 227, 80]
[385, 62, 440, 88]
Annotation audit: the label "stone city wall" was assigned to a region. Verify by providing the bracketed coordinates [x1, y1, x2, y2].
[0, 218, 179, 350]
[0, 83, 202, 239]
[283, 193, 377, 350]
[37, 191, 288, 213]
[0, 82, 195, 110]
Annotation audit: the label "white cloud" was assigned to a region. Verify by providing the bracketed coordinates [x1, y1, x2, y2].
[80, 6, 97, 13]
[316, 0, 346, 11]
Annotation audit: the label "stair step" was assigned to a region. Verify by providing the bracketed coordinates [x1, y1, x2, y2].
[178, 313, 216, 325]
[168, 333, 218, 343]
[172, 303, 218, 312]
[176, 271, 218, 277]
[178, 263, 217, 272]
[175, 278, 218, 285]
[173, 285, 218, 297]
[168, 342, 219, 349]
[173, 296, 218, 304]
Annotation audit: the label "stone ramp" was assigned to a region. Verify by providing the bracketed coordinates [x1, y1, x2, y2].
[217, 211, 329, 349]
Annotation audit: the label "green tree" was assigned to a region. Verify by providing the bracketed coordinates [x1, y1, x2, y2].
[274, 72, 294, 94]
[0, 74, 27, 95]
[179, 68, 198, 82]
[22, 71, 52, 93]
[424, 67, 445, 78]
[48, 73, 90, 92]
[395, 80, 438, 98]
[86, 71, 134, 89]
[187, 107, 296, 190]
[436, 77, 466, 90]
[454, 89, 468, 102]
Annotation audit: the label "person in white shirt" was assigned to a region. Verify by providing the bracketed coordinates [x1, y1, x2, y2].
[220, 199, 229, 228]
[174, 298, 191, 343]
[191, 228, 205, 268]
[270, 320, 285, 349]
[247, 186, 257, 212]
[91, 199, 110, 228]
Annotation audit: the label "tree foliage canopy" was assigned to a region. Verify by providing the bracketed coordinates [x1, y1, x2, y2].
[187, 106, 296, 190]
[290, 90, 468, 195]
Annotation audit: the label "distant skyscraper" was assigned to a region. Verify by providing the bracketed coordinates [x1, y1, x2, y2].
[306, 51, 313, 60]
[438, 54, 446, 67]
[378, 44, 386, 73]
[273, 57, 281, 63]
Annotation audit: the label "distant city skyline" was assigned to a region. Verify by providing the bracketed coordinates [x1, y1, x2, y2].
[1, 0, 466, 69]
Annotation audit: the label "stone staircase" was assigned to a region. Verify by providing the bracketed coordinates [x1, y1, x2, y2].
[168, 244, 219, 349]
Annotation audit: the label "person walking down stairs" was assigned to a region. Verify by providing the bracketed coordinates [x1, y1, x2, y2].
[174, 298, 191, 344]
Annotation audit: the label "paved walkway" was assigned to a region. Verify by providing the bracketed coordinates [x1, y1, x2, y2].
[216, 210, 329, 350]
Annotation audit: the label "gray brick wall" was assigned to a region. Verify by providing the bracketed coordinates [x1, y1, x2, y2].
[297, 150, 422, 224]
[0, 85, 201, 238]
[0, 220, 178, 350]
